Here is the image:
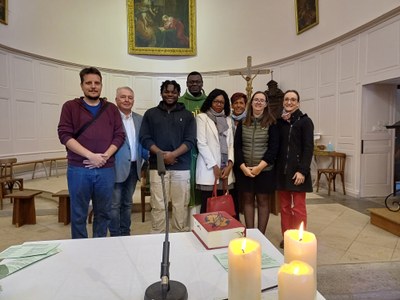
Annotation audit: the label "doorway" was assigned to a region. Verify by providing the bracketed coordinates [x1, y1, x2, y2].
[360, 83, 396, 197]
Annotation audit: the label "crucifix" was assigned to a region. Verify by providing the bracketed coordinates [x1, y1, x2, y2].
[229, 56, 270, 100]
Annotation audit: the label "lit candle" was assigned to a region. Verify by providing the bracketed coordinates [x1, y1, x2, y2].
[228, 237, 261, 300]
[278, 260, 316, 300]
[284, 222, 317, 277]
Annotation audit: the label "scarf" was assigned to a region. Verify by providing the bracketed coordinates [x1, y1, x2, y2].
[281, 109, 291, 122]
[231, 110, 247, 122]
[206, 108, 229, 165]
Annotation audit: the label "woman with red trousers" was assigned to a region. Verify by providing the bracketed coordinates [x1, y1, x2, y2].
[276, 90, 314, 248]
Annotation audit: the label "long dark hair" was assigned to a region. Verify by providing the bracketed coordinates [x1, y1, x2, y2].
[200, 88, 231, 116]
[243, 91, 276, 127]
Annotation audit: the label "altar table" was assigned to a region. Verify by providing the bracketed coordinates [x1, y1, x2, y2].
[0, 229, 325, 299]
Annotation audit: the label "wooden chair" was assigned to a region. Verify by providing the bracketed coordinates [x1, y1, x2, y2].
[0, 158, 24, 210]
[316, 152, 346, 195]
[140, 163, 150, 222]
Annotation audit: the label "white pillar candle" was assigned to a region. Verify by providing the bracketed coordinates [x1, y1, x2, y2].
[284, 223, 317, 275]
[228, 237, 261, 300]
[278, 260, 316, 300]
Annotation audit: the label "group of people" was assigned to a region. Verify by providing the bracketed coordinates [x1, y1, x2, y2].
[57, 66, 314, 249]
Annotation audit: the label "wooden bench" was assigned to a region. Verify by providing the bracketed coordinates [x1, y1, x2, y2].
[14, 160, 48, 179]
[47, 157, 67, 177]
[52, 189, 70, 225]
[8, 190, 42, 227]
[13, 157, 67, 180]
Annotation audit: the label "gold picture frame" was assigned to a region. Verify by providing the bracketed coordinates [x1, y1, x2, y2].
[127, 0, 196, 56]
[0, 0, 8, 25]
[295, 0, 319, 34]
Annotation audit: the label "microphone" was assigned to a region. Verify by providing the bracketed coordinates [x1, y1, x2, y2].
[157, 151, 166, 176]
[144, 151, 187, 300]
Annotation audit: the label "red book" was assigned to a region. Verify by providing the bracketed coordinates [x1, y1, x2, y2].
[192, 211, 246, 250]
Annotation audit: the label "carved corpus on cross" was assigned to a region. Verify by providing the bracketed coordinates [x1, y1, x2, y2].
[229, 56, 270, 100]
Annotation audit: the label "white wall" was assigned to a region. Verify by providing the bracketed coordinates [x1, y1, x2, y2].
[2, 2, 400, 196]
[0, 0, 399, 72]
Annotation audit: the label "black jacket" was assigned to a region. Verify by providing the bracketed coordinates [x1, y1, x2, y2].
[139, 101, 196, 170]
[276, 109, 314, 192]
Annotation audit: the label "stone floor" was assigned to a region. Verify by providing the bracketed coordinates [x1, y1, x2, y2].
[1, 175, 400, 299]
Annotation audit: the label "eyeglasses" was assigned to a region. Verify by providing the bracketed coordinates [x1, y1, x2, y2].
[212, 100, 225, 105]
[253, 98, 266, 104]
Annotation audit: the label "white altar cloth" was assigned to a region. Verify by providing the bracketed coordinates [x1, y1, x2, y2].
[0, 229, 325, 299]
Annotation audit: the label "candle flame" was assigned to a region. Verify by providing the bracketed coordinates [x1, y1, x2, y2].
[293, 266, 300, 275]
[299, 222, 304, 242]
[241, 238, 247, 253]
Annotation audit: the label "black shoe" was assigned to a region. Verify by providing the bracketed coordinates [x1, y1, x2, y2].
[279, 240, 284, 249]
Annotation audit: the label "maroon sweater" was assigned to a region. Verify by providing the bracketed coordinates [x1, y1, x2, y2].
[58, 98, 125, 168]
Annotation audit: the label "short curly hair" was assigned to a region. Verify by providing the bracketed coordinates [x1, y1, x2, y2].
[160, 80, 181, 94]
[230, 92, 247, 105]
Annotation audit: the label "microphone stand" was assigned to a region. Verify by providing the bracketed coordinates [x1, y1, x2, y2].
[144, 153, 188, 300]
[160, 171, 170, 299]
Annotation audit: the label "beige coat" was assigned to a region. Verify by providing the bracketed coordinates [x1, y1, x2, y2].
[195, 113, 235, 186]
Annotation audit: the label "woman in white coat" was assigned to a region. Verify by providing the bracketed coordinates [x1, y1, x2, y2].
[195, 89, 236, 215]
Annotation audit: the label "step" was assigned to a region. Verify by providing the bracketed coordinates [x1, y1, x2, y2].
[368, 208, 400, 236]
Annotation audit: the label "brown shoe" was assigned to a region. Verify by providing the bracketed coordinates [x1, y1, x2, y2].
[279, 240, 284, 249]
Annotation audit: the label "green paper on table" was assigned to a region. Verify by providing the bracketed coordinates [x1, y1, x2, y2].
[214, 252, 281, 270]
[0, 243, 61, 279]
[0, 243, 60, 259]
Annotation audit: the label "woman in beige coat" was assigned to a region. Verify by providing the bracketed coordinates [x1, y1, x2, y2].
[195, 89, 235, 215]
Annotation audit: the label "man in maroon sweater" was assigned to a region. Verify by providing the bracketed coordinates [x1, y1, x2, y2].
[58, 67, 125, 239]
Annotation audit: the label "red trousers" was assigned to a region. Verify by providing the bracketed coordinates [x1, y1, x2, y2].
[278, 190, 307, 236]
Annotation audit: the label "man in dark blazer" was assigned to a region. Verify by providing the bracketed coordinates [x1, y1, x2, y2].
[110, 86, 148, 236]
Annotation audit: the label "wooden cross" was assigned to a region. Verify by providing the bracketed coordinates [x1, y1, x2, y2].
[229, 56, 270, 100]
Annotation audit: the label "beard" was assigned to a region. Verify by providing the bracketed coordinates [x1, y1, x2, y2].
[86, 95, 100, 101]
[84, 92, 101, 102]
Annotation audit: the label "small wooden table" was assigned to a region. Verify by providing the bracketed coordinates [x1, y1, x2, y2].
[8, 190, 42, 227]
[52, 189, 70, 225]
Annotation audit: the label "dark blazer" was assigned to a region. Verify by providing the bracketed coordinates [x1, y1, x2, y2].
[114, 111, 148, 183]
[276, 109, 314, 192]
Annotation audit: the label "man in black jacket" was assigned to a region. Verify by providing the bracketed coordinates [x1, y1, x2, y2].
[139, 80, 196, 233]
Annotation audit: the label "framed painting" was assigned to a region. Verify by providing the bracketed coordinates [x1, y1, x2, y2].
[0, 0, 7, 25]
[295, 0, 319, 34]
[127, 0, 196, 56]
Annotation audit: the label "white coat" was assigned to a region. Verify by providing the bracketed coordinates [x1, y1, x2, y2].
[195, 113, 235, 186]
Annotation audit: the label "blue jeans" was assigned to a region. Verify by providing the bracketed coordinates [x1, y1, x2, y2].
[109, 162, 138, 236]
[67, 165, 115, 239]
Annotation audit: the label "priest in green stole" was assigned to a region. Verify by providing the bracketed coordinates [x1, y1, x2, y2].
[178, 71, 207, 211]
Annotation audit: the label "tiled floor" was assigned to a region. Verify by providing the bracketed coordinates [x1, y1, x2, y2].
[1, 175, 400, 299]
